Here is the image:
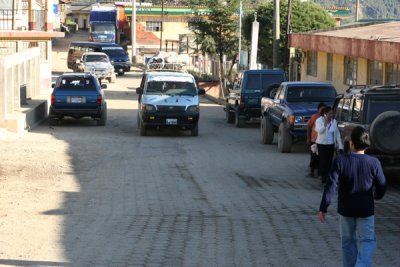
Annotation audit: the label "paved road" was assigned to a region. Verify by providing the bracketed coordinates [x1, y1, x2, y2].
[0, 31, 399, 267]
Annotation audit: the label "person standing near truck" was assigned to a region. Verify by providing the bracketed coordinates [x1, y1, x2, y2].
[306, 102, 326, 177]
[315, 106, 343, 184]
[319, 126, 386, 267]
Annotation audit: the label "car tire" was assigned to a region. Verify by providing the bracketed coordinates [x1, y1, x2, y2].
[117, 71, 125, 76]
[370, 110, 400, 154]
[234, 109, 245, 128]
[226, 105, 235, 123]
[261, 116, 274, 144]
[278, 123, 292, 153]
[191, 124, 199, 136]
[97, 104, 107, 126]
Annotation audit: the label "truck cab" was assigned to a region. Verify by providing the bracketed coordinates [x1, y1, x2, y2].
[89, 4, 117, 43]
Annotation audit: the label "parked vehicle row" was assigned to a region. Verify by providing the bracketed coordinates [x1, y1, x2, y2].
[224, 72, 400, 174]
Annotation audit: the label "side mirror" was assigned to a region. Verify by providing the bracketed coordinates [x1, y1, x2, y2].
[51, 83, 55, 88]
[101, 84, 107, 89]
[198, 88, 206, 95]
[136, 87, 143, 94]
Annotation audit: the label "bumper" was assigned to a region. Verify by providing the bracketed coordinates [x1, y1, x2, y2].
[290, 123, 308, 138]
[50, 106, 102, 117]
[239, 107, 261, 119]
[113, 63, 131, 73]
[141, 112, 199, 128]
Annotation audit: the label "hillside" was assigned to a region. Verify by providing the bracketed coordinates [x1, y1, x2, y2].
[314, 0, 400, 20]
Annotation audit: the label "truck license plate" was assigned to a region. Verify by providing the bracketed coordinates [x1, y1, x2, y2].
[70, 97, 84, 103]
[166, 118, 177, 125]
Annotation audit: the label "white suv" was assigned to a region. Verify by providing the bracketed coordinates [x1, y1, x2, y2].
[136, 66, 205, 136]
[76, 52, 116, 83]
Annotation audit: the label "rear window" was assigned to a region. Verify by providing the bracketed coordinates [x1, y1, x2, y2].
[286, 86, 336, 103]
[56, 77, 97, 91]
[245, 73, 285, 92]
[366, 96, 400, 123]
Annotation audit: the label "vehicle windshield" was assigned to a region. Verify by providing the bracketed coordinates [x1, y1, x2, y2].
[146, 80, 197, 96]
[286, 86, 336, 103]
[91, 24, 114, 34]
[101, 47, 126, 57]
[366, 96, 400, 123]
[85, 55, 109, 63]
[57, 77, 96, 91]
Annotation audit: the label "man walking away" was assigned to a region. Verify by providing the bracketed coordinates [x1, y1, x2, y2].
[319, 126, 386, 267]
[307, 102, 326, 177]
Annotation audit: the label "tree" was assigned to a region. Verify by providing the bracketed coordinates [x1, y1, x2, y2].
[243, 0, 335, 70]
[188, 0, 240, 96]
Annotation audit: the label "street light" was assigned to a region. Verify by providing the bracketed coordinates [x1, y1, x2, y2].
[159, 0, 164, 51]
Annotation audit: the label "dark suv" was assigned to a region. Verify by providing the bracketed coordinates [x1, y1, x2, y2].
[334, 85, 400, 173]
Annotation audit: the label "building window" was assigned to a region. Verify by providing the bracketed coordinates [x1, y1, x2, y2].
[368, 60, 383, 85]
[385, 63, 400, 85]
[306, 51, 317, 77]
[344, 56, 357, 85]
[326, 53, 333, 81]
[146, 21, 161, 32]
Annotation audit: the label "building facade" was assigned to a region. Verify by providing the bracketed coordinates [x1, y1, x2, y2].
[288, 21, 400, 93]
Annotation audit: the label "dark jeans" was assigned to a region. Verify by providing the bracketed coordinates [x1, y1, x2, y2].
[309, 142, 319, 174]
[317, 143, 335, 183]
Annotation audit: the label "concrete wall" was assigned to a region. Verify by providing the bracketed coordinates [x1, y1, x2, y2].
[0, 48, 41, 130]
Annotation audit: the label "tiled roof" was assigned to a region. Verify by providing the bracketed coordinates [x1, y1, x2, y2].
[136, 22, 159, 46]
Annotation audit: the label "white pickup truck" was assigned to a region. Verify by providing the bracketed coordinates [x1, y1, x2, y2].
[75, 52, 116, 83]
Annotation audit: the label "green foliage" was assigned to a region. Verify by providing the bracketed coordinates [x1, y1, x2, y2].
[313, 0, 400, 19]
[188, 0, 240, 60]
[243, 0, 335, 68]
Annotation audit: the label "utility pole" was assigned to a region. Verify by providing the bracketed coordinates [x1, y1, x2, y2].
[160, 0, 164, 51]
[238, 0, 242, 70]
[131, 0, 137, 63]
[273, 0, 280, 69]
[285, 0, 292, 71]
[12, 0, 15, 30]
[355, 0, 360, 21]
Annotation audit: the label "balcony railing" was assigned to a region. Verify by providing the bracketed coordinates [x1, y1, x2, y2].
[0, 9, 45, 31]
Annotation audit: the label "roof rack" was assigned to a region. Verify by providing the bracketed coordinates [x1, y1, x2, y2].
[346, 84, 400, 93]
[145, 62, 186, 72]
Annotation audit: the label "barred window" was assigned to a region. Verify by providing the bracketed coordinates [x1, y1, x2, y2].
[344, 56, 357, 85]
[146, 21, 161, 32]
[385, 63, 400, 85]
[306, 51, 317, 77]
[368, 60, 383, 85]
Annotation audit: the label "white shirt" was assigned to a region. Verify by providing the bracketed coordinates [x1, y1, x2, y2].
[315, 117, 343, 149]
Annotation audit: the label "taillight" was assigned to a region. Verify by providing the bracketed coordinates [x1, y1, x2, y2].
[97, 95, 102, 106]
[51, 95, 55, 106]
[239, 96, 245, 108]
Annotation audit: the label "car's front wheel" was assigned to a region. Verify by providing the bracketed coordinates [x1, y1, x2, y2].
[278, 123, 292, 153]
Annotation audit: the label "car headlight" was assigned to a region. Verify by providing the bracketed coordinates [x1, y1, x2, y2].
[187, 105, 199, 112]
[289, 115, 303, 125]
[142, 104, 156, 112]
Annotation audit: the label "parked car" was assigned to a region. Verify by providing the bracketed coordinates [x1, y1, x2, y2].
[225, 69, 287, 127]
[75, 52, 116, 83]
[260, 82, 337, 153]
[67, 41, 131, 76]
[49, 73, 108, 126]
[334, 85, 400, 173]
[136, 63, 206, 136]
